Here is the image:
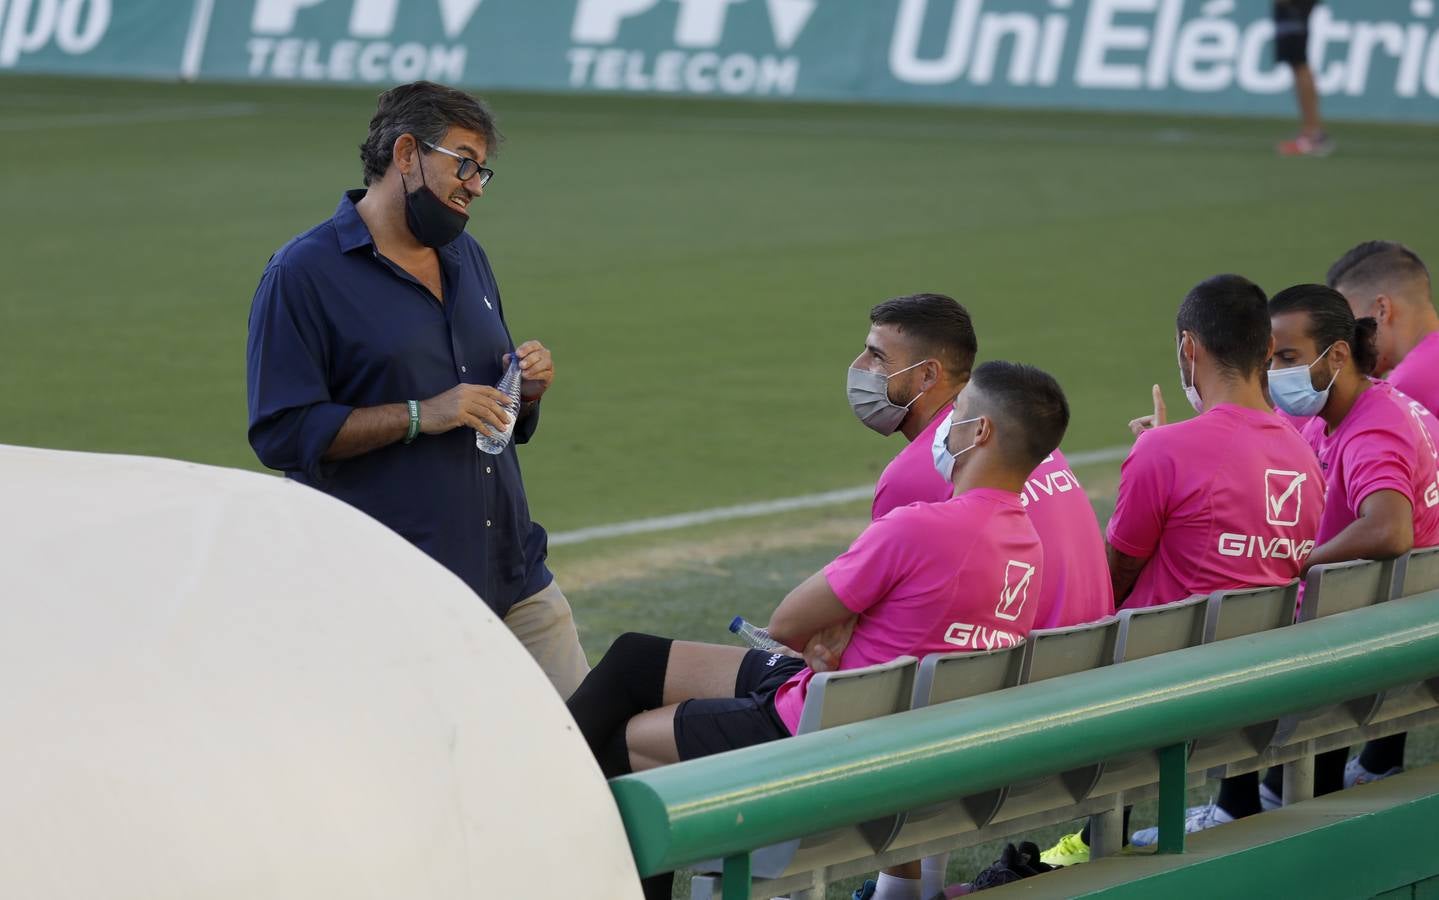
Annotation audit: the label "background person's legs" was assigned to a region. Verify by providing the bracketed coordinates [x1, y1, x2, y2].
[504, 579, 590, 699]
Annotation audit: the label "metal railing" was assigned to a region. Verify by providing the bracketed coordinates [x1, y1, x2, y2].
[609, 591, 1439, 898]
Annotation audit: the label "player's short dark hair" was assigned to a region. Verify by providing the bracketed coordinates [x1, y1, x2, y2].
[359, 81, 501, 186]
[1269, 283, 1380, 376]
[869, 293, 978, 380]
[968, 361, 1069, 471]
[1325, 240, 1431, 298]
[1175, 274, 1272, 377]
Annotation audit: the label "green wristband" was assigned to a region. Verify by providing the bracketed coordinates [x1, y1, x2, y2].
[403, 400, 420, 444]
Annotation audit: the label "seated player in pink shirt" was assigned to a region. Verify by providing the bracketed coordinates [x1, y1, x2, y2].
[1328, 240, 1439, 417]
[1107, 274, 1325, 611]
[1046, 275, 1325, 863]
[1261, 283, 1439, 801]
[849, 295, 1112, 899]
[853, 294, 1114, 631]
[567, 362, 1069, 900]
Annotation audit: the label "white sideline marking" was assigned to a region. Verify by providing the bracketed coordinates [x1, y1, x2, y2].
[0, 104, 259, 132]
[549, 444, 1131, 547]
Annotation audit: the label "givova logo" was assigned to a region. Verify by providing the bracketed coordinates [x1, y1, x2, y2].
[245, 0, 483, 84]
[0, 0, 110, 68]
[567, 0, 818, 96]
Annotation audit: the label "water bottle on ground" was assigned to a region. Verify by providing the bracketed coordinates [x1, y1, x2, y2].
[729, 616, 784, 652]
[476, 355, 522, 455]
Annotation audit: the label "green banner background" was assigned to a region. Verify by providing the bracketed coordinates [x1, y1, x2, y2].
[4, 1, 1438, 123]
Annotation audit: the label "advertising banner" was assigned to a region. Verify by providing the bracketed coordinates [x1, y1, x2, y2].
[4, 0, 1438, 123]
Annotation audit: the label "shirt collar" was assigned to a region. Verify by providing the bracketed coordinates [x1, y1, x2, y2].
[333, 188, 468, 261]
[334, 189, 375, 254]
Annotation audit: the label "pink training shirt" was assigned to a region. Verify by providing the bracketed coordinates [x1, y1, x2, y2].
[772, 489, 1042, 733]
[1388, 329, 1439, 417]
[873, 405, 1112, 628]
[1108, 404, 1325, 609]
[1300, 381, 1439, 548]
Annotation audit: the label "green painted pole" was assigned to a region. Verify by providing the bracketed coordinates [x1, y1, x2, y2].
[1156, 742, 1188, 854]
[721, 852, 751, 900]
[611, 592, 1439, 877]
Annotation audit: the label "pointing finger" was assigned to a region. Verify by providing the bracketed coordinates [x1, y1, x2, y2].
[1152, 384, 1167, 426]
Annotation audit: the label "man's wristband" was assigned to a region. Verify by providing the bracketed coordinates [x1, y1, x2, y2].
[403, 400, 420, 444]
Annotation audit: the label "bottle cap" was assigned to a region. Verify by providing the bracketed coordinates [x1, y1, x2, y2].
[728, 616, 744, 633]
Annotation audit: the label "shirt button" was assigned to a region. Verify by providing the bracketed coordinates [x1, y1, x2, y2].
[485, 519, 492, 527]
[485, 466, 492, 474]
[460, 365, 467, 373]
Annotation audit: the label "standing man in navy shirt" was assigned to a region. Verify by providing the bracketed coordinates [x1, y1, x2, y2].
[246, 82, 588, 697]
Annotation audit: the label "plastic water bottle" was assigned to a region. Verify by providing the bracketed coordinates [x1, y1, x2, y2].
[729, 616, 784, 652]
[476, 355, 522, 455]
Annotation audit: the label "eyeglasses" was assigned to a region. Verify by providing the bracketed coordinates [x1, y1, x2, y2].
[421, 140, 493, 187]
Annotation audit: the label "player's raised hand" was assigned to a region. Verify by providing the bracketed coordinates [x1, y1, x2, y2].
[1128, 384, 1168, 437]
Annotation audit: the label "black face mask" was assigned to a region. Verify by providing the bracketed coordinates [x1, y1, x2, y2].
[401, 152, 468, 248]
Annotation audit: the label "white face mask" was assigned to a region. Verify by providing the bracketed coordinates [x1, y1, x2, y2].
[932, 413, 981, 482]
[1269, 343, 1339, 417]
[1178, 336, 1203, 414]
[847, 359, 930, 435]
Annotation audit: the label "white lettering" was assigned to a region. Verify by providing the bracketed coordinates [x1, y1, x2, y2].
[1310, 6, 1352, 94]
[426, 42, 465, 80]
[1076, 0, 1152, 90]
[674, 0, 744, 49]
[624, 47, 649, 89]
[329, 39, 358, 80]
[889, 0, 982, 85]
[252, 0, 325, 36]
[1, 0, 59, 67]
[1035, 13, 1067, 85]
[593, 47, 626, 88]
[1172, 14, 1238, 92]
[246, 37, 274, 76]
[685, 50, 719, 90]
[766, 0, 817, 51]
[971, 13, 1040, 86]
[1345, 20, 1405, 95]
[717, 50, 756, 91]
[348, 0, 396, 39]
[654, 49, 685, 89]
[1237, 19, 1291, 94]
[53, 0, 108, 56]
[567, 45, 597, 85]
[1395, 23, 1428, 97]
[1217, 533, 1316, 560]
[300, 38, 325, 78]
[1427, 30, 1439, 97]
[572, 0, 659, 43]
[1144, 0, 1182, 89]
[756, 53, 799, 92]
[357, 41, 389, 80]
[437, 0, 484, 39]
[271, 37, 302, 78]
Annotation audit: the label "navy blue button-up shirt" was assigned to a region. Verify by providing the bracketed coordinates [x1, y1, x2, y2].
[246, 190, 552, 617]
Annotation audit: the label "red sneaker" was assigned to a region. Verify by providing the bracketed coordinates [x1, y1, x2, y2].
[1277, 132, 1335, 157]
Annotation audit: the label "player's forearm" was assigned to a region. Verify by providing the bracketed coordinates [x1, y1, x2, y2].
[1303, 519, 1412, 575]
[323, 404, 411, 461]
[1107, 544, 1147, 607]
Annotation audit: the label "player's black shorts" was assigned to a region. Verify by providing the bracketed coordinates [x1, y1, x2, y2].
[1273, 0, 1318, 65]
[673, 649, 805, 760]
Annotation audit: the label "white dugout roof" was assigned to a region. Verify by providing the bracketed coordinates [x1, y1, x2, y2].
[0, 445, 641, 899]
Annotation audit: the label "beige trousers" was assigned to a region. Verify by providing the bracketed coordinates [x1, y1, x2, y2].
[503, 579, 590, 699]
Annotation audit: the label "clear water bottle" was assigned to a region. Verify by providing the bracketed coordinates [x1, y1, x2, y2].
[476, 355, 522, 455]
[729, 616, 784, 652]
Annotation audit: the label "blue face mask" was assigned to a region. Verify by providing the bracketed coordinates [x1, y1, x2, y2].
[932, 413, 981, 482]
[1269, 343, 1339, 418]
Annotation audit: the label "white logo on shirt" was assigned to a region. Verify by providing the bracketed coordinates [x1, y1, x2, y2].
[1264, 469, 1307, 527]
[1406, 402, 1439, 509]
[995, 560, 1035, 622]
[943, 622, 1022, 650]
[483, 295, 493, 309]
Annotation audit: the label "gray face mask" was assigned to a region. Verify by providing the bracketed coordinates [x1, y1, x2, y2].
[846, 359, 930, 435]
